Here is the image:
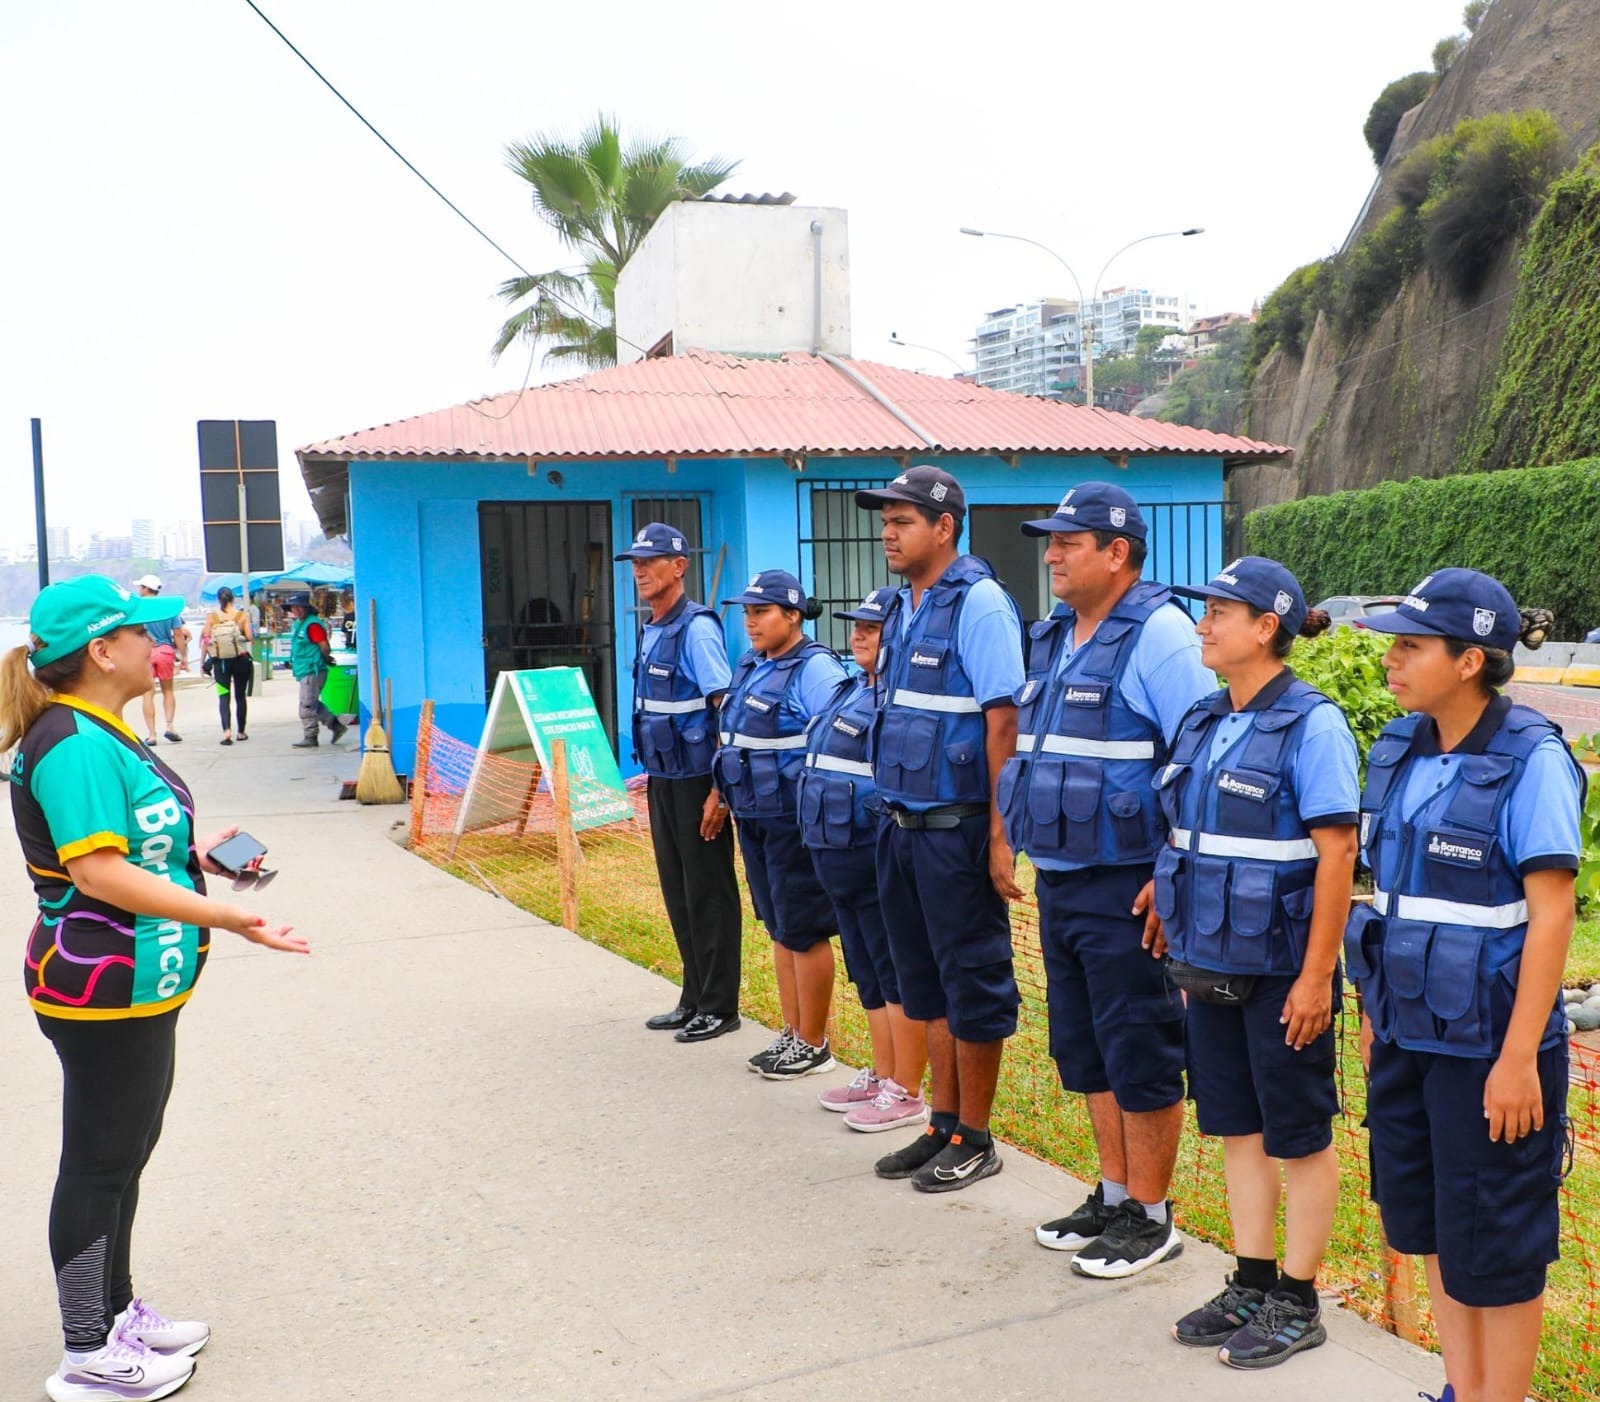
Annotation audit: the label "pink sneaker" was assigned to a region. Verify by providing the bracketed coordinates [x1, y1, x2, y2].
[844, 1078, 930, 1133]
[817, 1066, 882, 1112]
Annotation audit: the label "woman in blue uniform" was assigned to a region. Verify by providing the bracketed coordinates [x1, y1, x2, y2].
[797, 588, 929, 1131]
[715, 569, 850, 1079]
[1347, 569, 1580, 1402]
[1152, 557, 1358, 1369]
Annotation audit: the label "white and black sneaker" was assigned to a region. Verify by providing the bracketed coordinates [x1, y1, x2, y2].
[747, 1027, 796, 1074]
[760, 1036, 835, 1080]
[1035, 1183, 1114, 1252]
[45, 1330, 195, 1401]
[910, 1133, 1002, 1193]
[1070, 1199, 1183, 1278]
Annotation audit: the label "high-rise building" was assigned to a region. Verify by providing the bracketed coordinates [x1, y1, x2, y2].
[131, 518, 160, 559]
[175, 519, 206, 559]
[1086, 288, 1198, 359]
[46, 526, 71, 561]
[970, 299, 1083, 398]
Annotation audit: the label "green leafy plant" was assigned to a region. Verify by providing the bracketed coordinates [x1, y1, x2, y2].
[1289, 628, 1403, 777]
[1363, 72, 1435, 168]
[1572, 734, 1600, 916]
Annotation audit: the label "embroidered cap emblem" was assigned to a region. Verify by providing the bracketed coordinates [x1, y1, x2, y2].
[930, 482, 948, 502]
[1109, 506, 1126, 527]
[671, 536, 684, 550]
[1473, 607, 1495, 637]
[787, 588, 800, 604]
[1274, 590, 1293, 615]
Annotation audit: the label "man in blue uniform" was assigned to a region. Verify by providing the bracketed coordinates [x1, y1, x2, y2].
[1001, 482, 1216, 1277]
[857, 466, 1025, 1193]
[617, 523, 743, 1043]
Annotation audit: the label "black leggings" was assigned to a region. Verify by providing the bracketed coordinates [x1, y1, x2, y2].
[215, 654, 252, 734]
[38, 1010, 179, 1351]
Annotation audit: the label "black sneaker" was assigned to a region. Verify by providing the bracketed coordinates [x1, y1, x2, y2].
[747, 1027, 795, 1074]
[1172, 1274, 1267, 1346]
[1070, 1199, 1184, 1279]
[874, 1126, 950, 1179]
[1035, 1184, 1112, 1252]
[1218, 1290, 1326, 1369]
[760, 1036, 835, 1080]
[910, 1134, 1002, 1193]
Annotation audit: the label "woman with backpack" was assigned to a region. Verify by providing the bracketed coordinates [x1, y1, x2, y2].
[203, 587, 254, 745]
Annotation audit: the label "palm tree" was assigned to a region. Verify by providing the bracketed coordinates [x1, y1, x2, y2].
[493, 115, 739, 367]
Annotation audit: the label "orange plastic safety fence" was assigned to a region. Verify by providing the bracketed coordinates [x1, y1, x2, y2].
[408, 716, 1600, 1401]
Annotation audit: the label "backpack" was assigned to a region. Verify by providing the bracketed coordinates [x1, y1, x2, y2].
[211, 612, 244, 659]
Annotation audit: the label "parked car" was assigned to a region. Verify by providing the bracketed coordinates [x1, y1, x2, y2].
[1313, 594, 1404, 629]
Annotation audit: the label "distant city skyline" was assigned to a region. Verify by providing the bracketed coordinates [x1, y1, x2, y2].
[0, 506, 323, 568]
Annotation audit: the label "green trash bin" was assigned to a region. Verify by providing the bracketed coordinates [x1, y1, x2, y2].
[320, 665, 358, 718]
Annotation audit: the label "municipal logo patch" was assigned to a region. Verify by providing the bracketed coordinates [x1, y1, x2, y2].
[1473, 607, 1495, 637]
[1274, 590, 1293, 615]
[1109, 506, 1126, 527]
[931, 482, 948, 502]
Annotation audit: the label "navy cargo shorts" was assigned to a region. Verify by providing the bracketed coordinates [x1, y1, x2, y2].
[1035, 862, 1185, 1113]
[1367, 1036, 1568, 1308]
[1185, 971, 1341, 1159]
[735, 815, 836, 952]
[810, 843, 899, 1011]
[875, 813, 1020, 1041]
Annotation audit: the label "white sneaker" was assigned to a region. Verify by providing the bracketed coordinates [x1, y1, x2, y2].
[44, 1331, 194, 1402]
[116, 1298, 211, 1357]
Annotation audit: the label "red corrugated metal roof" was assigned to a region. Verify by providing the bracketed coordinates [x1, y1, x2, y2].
[297, 349, 1289, 465]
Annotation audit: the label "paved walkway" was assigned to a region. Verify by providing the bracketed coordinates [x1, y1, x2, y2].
[0, 681, 1443, 1400]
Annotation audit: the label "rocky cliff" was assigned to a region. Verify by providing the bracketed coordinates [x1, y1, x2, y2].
[1236, 0, 1600, 518]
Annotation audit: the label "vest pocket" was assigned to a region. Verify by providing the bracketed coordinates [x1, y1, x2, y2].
[1107, 790, 1150, 855]
[822, 781, 857, 847]
[1227, 862, 1277, 940]
[880, 710, 938, 779]
[797, 778, 824, 839]
[1152, 760, 1186, 829]
[1152, 845, 1182, 924]
[1060, 759, 1102, 861]
[997, 757, 1026, 852]
[944, 736, 981, 768]
[1191, 854, 1229, 937]
[1025, 757, 1067, 850]
[1279, 884, 1315, 969]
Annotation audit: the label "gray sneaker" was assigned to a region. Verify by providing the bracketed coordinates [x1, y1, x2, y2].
[1217, 1290, 1326, 1369]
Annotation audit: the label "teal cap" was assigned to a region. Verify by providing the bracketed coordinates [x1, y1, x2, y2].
[28, 575, 185, 667]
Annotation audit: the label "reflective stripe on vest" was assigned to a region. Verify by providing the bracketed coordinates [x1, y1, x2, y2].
[1169, 828, 1319, 862]
[1018, 733, 1156, 760]
[806, 753, 873, 777]
[640, 697, 706, 715]
[724, 732, 808, 751]
[1372, 889, 1530, 929]
[890, 689, 982, 714]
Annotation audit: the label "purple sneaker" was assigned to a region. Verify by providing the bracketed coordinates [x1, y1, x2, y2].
[818, 1066, 882, 1111]
[117, 1298, 211, 1358]
[844, 1077, 930, 1133]
[45, 1331, 194, 1401]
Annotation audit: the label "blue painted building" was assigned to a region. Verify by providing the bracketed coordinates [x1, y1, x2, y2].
[297, 350, 1287, 776]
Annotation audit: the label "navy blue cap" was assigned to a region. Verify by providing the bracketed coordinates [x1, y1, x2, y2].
[1020, 482, 1147, 541]
[1358, 568, 1520, 651]
[833, 586, 897, 623]
[855, 465, 966, 518]
[284, 592, 313, 609]
[615, 521, 691, 561]
[724, 568, 807, 609]
[1171, 556, 1308, 636]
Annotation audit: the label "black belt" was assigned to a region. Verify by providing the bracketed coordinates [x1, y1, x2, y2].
[886, 803, 989, 830]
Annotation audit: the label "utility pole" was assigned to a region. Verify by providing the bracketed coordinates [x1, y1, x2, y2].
[31, 418, 48, 591]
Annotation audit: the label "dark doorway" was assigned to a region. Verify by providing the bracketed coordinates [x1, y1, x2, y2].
[479, 502, 616, 743]
[970, 506, 1051, 627]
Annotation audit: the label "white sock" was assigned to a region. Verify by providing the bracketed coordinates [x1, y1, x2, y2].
[64, 1347, 97, 1365]
[1138, 1197, 1169, 1225]
[1101, 1178, 1129, 1207]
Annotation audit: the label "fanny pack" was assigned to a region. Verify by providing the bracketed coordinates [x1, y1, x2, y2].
[1166, 958, 1257, 1006]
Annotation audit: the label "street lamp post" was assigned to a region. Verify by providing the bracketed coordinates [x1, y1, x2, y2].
[961, 226, 1203, 405]
[889, 331, 964, 373]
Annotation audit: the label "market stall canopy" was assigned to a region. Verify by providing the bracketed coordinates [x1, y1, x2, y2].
[199, 562, 353, 602]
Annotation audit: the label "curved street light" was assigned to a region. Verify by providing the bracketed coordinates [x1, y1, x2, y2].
[961, 226, 1203, 404]
[889, 331, 964, 373]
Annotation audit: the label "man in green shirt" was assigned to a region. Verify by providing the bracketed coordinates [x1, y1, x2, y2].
[285, 593, 348, 749]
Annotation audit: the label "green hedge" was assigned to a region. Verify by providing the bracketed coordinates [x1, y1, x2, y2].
[1244, 458, 1600, 639]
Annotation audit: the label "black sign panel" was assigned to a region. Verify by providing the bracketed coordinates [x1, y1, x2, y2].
[197, 419, 285, 574]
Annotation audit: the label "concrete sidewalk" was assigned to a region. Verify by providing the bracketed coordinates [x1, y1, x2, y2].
[0, 681, 1443, 1400]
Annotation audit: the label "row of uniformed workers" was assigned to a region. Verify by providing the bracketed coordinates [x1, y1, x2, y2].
[621, 467, 1584, 1393]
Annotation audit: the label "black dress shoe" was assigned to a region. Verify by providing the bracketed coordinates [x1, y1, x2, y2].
[675, 1012, 742, 1043]
[645, 1005, 695, 1031]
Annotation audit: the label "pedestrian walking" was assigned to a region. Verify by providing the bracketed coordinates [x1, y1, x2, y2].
[857, 465, 1025, 1193]
[2, 574, 308, 1402]
[1001, 483, 1214, 1273]
[616, 523, 743, 1043]
[1346, 569, 1582, 1402]
[135, 575, 187, 746]
[202, 586, 253, 744]
[284, 593, 347, 749]
[1153, 558, 1358, 1367]
[715, 569, 849, 1070]
[797, 587, 930, 1129]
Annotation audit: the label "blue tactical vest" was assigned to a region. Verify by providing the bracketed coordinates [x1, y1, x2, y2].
[1152, 677, 1332, 975]
[874, 556, 998, 808]
[1343, 702, 1585, 1058]
[997, 581, 1173, 865]
[713, 639, 832, 819]
[797, 675, 880, 850]
[631, 596, 722, 779]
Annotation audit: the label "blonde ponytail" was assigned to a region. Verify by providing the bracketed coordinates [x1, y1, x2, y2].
[0, 642, 89, 752]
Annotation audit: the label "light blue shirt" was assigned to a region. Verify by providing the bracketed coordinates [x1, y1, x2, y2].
[1395, 735, 1582, 872]
[1206, 701, 1361, 824]
[896, 575, 1025, 707]
[1055, 600, 1216, 744]
[640, 609, 732, 697]
[737, 648, 849, 733]
[145, 616, 178, 648]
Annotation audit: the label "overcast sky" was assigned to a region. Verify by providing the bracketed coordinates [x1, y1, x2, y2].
[0, 0, 1469, 548]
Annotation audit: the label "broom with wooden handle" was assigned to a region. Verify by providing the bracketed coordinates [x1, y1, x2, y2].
[357, 597, 405, 804]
